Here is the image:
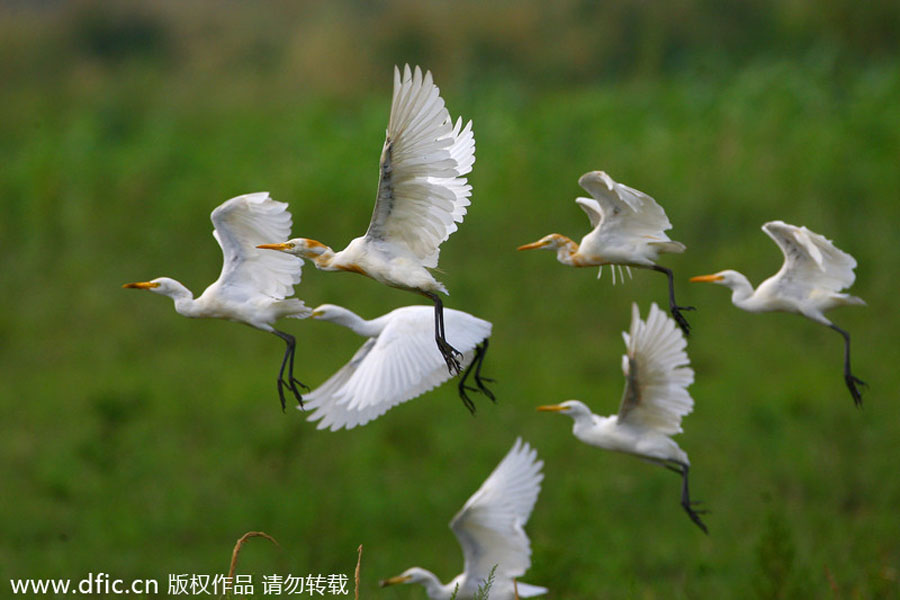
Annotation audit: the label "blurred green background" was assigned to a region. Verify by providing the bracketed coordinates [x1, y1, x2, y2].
[2, 0, 899, 598]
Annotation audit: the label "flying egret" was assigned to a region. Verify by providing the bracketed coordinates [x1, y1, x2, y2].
[379, 438, 547, 600]
[518, 171, 693, 335]
[538, 302, 706, 533]
[123, 192, 310, 410]
[301, 303, 493, 430]
[257, 64, 474, 375]
[690, 220, 866, 406]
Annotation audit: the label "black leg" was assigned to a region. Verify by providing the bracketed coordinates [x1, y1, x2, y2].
[671, 461, 708, 534]
[650, 264, 694, 336]
[829, 323, 866, 408]
[456, 340, 496, 414]
[273, 330, 307, 411]
[425, 292, 462, 375]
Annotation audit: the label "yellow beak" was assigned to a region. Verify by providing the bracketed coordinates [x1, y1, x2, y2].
[537, 404, 567, 412]
[517, 240, 548, 251]
[122, 281, 159, 289]
[689, 274, 724, 283]
[256, 242, 293, 251]
[379, 575, 412, 587]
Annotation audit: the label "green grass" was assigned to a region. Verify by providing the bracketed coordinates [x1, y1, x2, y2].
[2, 3, 900, 598]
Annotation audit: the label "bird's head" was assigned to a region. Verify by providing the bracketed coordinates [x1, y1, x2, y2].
[537, 399, 592, 419]
[257, 238, 330, 259]
[517, 233, 568, 252]
[689, 270, 742, 288]
[379, 567, 429, 588]
[122, 277, 183, 297]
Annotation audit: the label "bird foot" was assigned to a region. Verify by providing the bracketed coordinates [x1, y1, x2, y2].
[278, 378, 306, 411]
[671, 305, 695, 336]
[845, 373, 867, 408]
[437, 339, 463, 375]
[457, 387, 477, 415]
[475, 376, 496, 402]
[682, 500, 709, 534]
[290, 377, 310, 392]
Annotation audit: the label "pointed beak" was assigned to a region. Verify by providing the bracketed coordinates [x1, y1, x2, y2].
[689, 274, 724, 283]
[517, 240, 548, 251]
[379, 575, 412, 588]
[311, 309, 325, 318]
[256, 242, 293, 251]
[537, 404, 567, 412]
[122, 281, 159, 289]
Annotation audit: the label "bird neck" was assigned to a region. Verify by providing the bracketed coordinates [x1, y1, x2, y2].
[723, 272, 756, 307]
[161, 281, 199, 317]
[415, 570, 452, 600]
[309, 247, 340, 271]
[552, 235, 580, 266]
[320, 307, 381, 337]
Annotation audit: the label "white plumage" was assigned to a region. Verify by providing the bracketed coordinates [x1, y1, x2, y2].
[538, 303, 706, 533]
[691, 220, 866, 405]
[303, 304, 493, 431]
[380, 438, 547, 600]
[519, 170, 693, 334]
[258, 65, 474, 374]
[123, 192, 309, 409]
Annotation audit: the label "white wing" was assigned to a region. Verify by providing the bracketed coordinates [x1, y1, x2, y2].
[304, 307, 491, 431]
[617, 303, 694, 435]
[450, 438, 543, 583]
[364, 65, 475, 268]
[762, 220, 858, 293]
[577, 171, 673, 238]
[210, 192, 303, 299]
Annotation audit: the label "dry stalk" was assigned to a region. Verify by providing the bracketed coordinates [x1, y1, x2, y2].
[355, 545, 363, 600]
[226, 530, 281, 596]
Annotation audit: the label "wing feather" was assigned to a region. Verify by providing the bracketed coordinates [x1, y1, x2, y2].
[450, 438, 543, 583]
[577, 171, 674, 237]
[617, 303, 694, 434]
[365, 65, 475, 268]
[210, 193, 303, 299]
[762, 220, 858, 293]
[303, 306, 491, 431]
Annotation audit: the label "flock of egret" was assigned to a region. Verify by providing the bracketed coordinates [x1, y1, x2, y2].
[123, 65, 866, 599]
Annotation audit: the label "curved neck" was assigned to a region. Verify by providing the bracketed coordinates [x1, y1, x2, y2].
[723, 272, 756, 307]
[416, 570, 453, 600]
[161, 281, 199, 317]
[309, 247, 340, 271]
[553, 235, 580, 266]
[319, 306, 382, 337]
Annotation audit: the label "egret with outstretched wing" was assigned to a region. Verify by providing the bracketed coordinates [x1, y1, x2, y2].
[302, 303, 493, 430]
[691, 220, 866, 406]
[124, 192, 309, 410]
[519, 171, 693, 334]
[539, 303, 706, 533]
[380, 438, 547, 600]
[258, 65, 474, 375]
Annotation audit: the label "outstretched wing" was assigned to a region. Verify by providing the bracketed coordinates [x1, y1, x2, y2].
[364, 65, 475, 268]
[617, 303, 694, 435]
[450, 438, 543, 583]
[577, 171, 673, 237]
[304, 307, 491, 431]
[762, 220, 858, 293]
[210, 193, 303, 299]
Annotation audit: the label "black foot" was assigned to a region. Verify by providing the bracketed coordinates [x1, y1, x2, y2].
[458, 386, 477, 415]
[671, 305, 695, 337]
[845, 373, 867, 408]
[475, 375, 496, 402]
[437, 338, 462, 375]
[682, 500, 709, 534]
[277, 378, 306, 412]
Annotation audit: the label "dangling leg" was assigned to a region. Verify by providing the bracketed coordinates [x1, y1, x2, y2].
[829, 323, 866, 407]
[651, 264, 694, 336]
[425, 292, 462, 375]
[670, 461, 708, 534]
[273, 330, 308, 411]
[457, 340, 496, 414]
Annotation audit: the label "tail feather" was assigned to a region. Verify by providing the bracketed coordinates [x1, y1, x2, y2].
[279, 298, 312, 319]
[516, 581, 548, 597]
[648, 240, 686, 254]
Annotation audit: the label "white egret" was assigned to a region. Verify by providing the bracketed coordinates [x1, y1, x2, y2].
[257, 65, 474, 375]
[302, 303, 493, 430]
[123, 192, 309, 410]
[380, 438, 547, 600]
[538, 303, 706, 533]
[518, 170, 693, 335]
[690, 220, 866, 406]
